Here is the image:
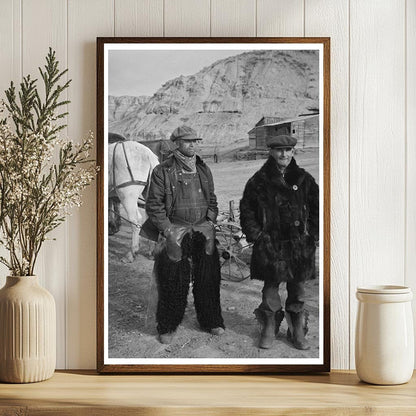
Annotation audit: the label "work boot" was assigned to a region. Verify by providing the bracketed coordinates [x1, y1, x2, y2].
[210, 327, 225, 336]
[254, 308, 275, 349]
[286, 310, 310, 350]
[159, 331, 175, 344]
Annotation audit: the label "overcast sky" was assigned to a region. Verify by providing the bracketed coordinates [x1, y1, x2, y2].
[108, 50, 249, 97]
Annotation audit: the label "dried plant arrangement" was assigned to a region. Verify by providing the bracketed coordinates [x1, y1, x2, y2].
[0, 48, 96, 276]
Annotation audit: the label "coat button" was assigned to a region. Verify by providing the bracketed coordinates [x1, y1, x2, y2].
[294, 220, 300, 226]
[293, 185, 298, 191]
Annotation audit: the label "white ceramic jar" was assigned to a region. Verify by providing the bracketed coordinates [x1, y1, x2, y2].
[355, 285, 414, 385]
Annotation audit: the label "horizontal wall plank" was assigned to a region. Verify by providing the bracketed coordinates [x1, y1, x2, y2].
[349, 0, 406, 369]
[115, 0, 163, 37]
[211, 0, 256, 37]
[165, 0, 210, 37]
[0, 0, 413, 371]
[305, 0, 350, 370]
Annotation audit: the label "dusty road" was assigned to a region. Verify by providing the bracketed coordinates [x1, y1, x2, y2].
[108, 225, 320, 360]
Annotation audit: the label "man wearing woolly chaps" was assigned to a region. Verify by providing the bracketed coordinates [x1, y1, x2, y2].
[143, 125, 225, 344]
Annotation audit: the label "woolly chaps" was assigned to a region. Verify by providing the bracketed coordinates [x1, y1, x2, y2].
[155, 232, 224, 334]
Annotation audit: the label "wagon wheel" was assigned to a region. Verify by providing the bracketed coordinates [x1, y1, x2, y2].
[215, 221, 251, 282]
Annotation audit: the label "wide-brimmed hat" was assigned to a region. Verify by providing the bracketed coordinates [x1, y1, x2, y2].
[266, 134, 297, 148]
[170, 125, 202, 142]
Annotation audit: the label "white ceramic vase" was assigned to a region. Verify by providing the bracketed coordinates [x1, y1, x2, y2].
[0, 276, 56, 383]
[355, 285, 414, 385]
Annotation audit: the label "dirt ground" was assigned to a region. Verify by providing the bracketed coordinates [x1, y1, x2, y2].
[108, 225, 320, 359]
[108, 150, 321, 360]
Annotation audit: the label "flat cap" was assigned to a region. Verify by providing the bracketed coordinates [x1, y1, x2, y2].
[170, 125, 202, 142]
[266, 134, 297, 148]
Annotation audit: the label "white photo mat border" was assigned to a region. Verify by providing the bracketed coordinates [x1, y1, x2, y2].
[102, 42, 325, 366]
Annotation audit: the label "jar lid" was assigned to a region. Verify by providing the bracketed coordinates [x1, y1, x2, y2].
[357, 285, 411, 294]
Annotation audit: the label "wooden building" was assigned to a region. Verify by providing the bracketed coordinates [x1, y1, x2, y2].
[249, 114, 319, 149]
[248, 127, 257, 148]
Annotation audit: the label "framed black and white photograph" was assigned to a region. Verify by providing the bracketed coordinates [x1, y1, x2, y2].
[97, 37, 330, 373]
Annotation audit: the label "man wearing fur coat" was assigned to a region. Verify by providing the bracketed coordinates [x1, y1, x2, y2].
[143, 125, 225, 344]
[240, 134, 319, 350]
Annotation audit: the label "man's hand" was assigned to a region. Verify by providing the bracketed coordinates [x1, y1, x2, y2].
[258, 232, 278, 261]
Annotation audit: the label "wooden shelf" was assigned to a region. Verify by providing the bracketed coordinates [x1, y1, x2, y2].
[1, 370, 416, 415]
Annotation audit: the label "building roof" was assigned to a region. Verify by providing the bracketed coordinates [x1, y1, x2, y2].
[262, 114, 319, 127]
[255, 116, 283, 127]
[248, 114, 319, 134]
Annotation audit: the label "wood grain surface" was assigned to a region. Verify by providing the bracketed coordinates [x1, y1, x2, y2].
[22, 0, 68, 369]
[165, 0, 210, 37]
[257, 0, 304, 37]
[67, 0, 114, 369]
[211, 0, 256, 37]
[305, 0, 350, 371]
[115, 0, 163, 37]
[0, 371, 415, 415]
[96, 36, 330, 374]
[349, 0, 406, 369]
[406, 0, 416, 349]
[0, 0, 414, 371]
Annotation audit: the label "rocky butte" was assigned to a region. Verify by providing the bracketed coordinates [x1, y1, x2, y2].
[108, 49, 319, 152]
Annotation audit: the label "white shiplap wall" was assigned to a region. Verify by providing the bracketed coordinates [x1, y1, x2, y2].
[0, 0, 413, 370]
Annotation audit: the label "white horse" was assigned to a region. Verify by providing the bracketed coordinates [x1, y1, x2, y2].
[108, 140, 159, 263]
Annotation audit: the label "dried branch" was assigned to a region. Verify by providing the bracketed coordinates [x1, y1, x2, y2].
[0, 49, 97, 276]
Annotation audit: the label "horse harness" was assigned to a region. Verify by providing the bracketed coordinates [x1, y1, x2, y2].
[110, 141, 148, 192]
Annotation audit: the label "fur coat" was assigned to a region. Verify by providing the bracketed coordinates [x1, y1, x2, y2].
[240, 156, 319, 284]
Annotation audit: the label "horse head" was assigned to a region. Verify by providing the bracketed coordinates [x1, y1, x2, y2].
[108, 132, 126, 144]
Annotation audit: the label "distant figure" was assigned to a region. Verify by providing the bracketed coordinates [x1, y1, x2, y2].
[240, 134, 319, 350]
[142, 125, 225, 344]
[141, 139, 176, 163]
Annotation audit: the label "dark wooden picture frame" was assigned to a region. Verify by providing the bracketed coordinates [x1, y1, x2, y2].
[97, 37, 330, 373]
